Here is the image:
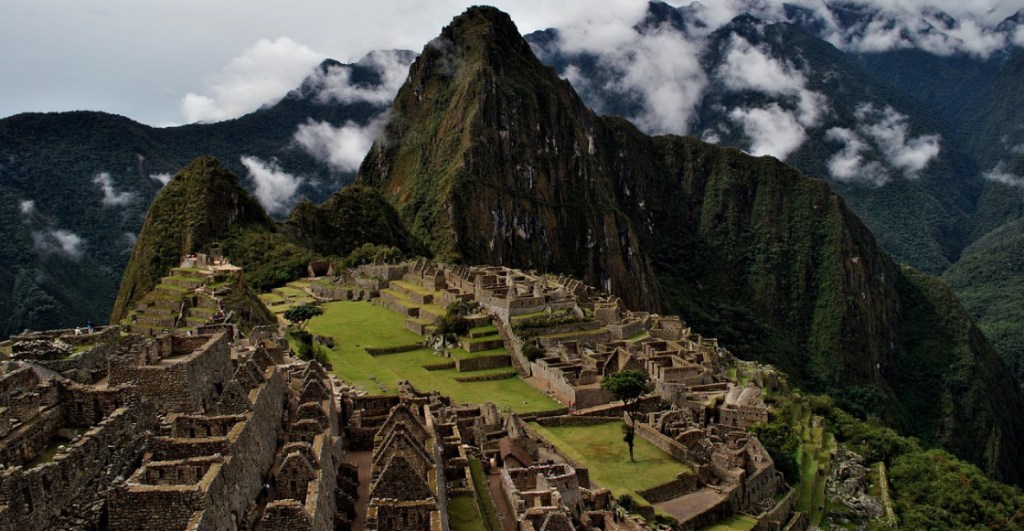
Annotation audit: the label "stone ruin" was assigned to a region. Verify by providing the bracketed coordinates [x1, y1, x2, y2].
[315, 260, 801, 530]
[0, 325, 350, 531]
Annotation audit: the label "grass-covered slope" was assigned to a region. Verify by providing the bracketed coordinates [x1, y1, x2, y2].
[356, 6, 1024, 485]
[943, 217, 1024, 390]
[110, 156, 274, 321]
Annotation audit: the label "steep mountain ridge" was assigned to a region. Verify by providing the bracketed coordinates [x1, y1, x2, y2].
[358, 5, 1024, 485]
[358, 8, 661, 310]
[111, 156, 275, 321]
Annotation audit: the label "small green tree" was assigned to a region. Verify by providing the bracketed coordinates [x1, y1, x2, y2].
[284, 303, 323, 331]
[601, 369, 652, 462]
[435, 302, 472, 347]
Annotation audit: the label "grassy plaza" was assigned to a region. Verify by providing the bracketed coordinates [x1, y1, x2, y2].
[305, 300, 561, 414]
[529, 421, 693, 504]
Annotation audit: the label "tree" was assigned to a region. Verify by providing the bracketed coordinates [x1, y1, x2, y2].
[601, 369, 653, 462]
[434, 301, 473, 347]
[283, 303, 323, 331]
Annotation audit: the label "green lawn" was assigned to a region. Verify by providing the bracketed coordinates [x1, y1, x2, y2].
[469, 458, 502, 531]
[529, 421, 692, 503]
[307, 301, 560, 414]
[701, 514, 758, 530]
[448, 495, 486, 531]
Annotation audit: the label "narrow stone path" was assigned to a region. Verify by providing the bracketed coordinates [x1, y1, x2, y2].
[346, 450, 373, 531]
[486, 468, 517, 531]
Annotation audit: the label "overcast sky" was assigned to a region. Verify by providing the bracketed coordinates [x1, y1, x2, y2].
[1, 0, 1019, 126]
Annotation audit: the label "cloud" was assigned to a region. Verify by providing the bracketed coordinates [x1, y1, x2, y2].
[728, 104, 807, 159]
[538, 5, 708, 135]
[855, 104, 940, 176]
[92, 171, 135, 206]
[825, 127, 889, 185]
[181, 37, 324, 123]
[305, 50, 415, 105]
[983, 162, 1024, 188]
[823, 104, 940, 184]
[150, 172, 172, 187]
[19, 199, 35, 216]
[716, 34, 829, 156]
[32, 229, 84, 260]
[1015, 26, 1024, 46]
[239, 156, 304, 215]
[124, 232, 137, 246]
[294, 116, 386, 172]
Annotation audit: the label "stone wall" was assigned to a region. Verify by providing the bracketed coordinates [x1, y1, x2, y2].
[537, 329, 611, 349]
[365, 343, 423, 356]
[607, 319, 644, 340]
[635, 474, 698, 503]
[33, 336, 139, 384]
[635, 422, 690, 463]
[454, 372, 515, 383]
[535, 416, 620, 428]
[494, 318, 531, 377]
[0, 403, 153, 531]
[357, 263, 410, 282]
[528, 361, 578, 405]
[753, 487, 797, 531]
[455, 354, 510, 372]
[109, 367, 285, 531]
[109, 333, 233, 414]
[516, 421, 590, 489]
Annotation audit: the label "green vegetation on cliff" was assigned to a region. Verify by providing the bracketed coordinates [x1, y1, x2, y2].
[111, 156, 274, 321]
[943, 217, 1024, 390]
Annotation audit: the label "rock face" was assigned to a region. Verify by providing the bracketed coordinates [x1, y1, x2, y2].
[358, 6, 661, 311]
[357, 6, 1024, 484]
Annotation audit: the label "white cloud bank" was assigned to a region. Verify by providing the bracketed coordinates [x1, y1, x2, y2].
[536, 2, 708, 135]
[294, 116, 387, 172]
[182, 37, 324, 123]
[305, 50, 415, 105]
[93, 172, 135, 206]
[239, 156, 304, 215]
[150, 172, 172, 187]
[32, 229, 84, 260]
[729, 105, 808, 159]
[983, 162, 1024, 188]
[825, 104, 941, 185]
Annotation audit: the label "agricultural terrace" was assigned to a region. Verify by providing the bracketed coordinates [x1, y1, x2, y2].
[301, 300, 561, 414]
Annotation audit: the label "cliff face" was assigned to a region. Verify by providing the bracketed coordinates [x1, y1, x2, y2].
[357, 7, 661, 311]
[110, 156, 274, 321]
[357, 6, 1024, 484]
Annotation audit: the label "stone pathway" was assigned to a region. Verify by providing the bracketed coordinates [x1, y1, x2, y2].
[345, 449, 373, 531]
[486, 468, 517, 531]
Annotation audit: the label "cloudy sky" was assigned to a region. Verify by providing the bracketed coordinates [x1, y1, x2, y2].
[0, 0, 1019, 127]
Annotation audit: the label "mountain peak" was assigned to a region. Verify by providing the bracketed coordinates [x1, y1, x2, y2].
[110, 156, 272, 321]
[357, 6, 658, 309]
